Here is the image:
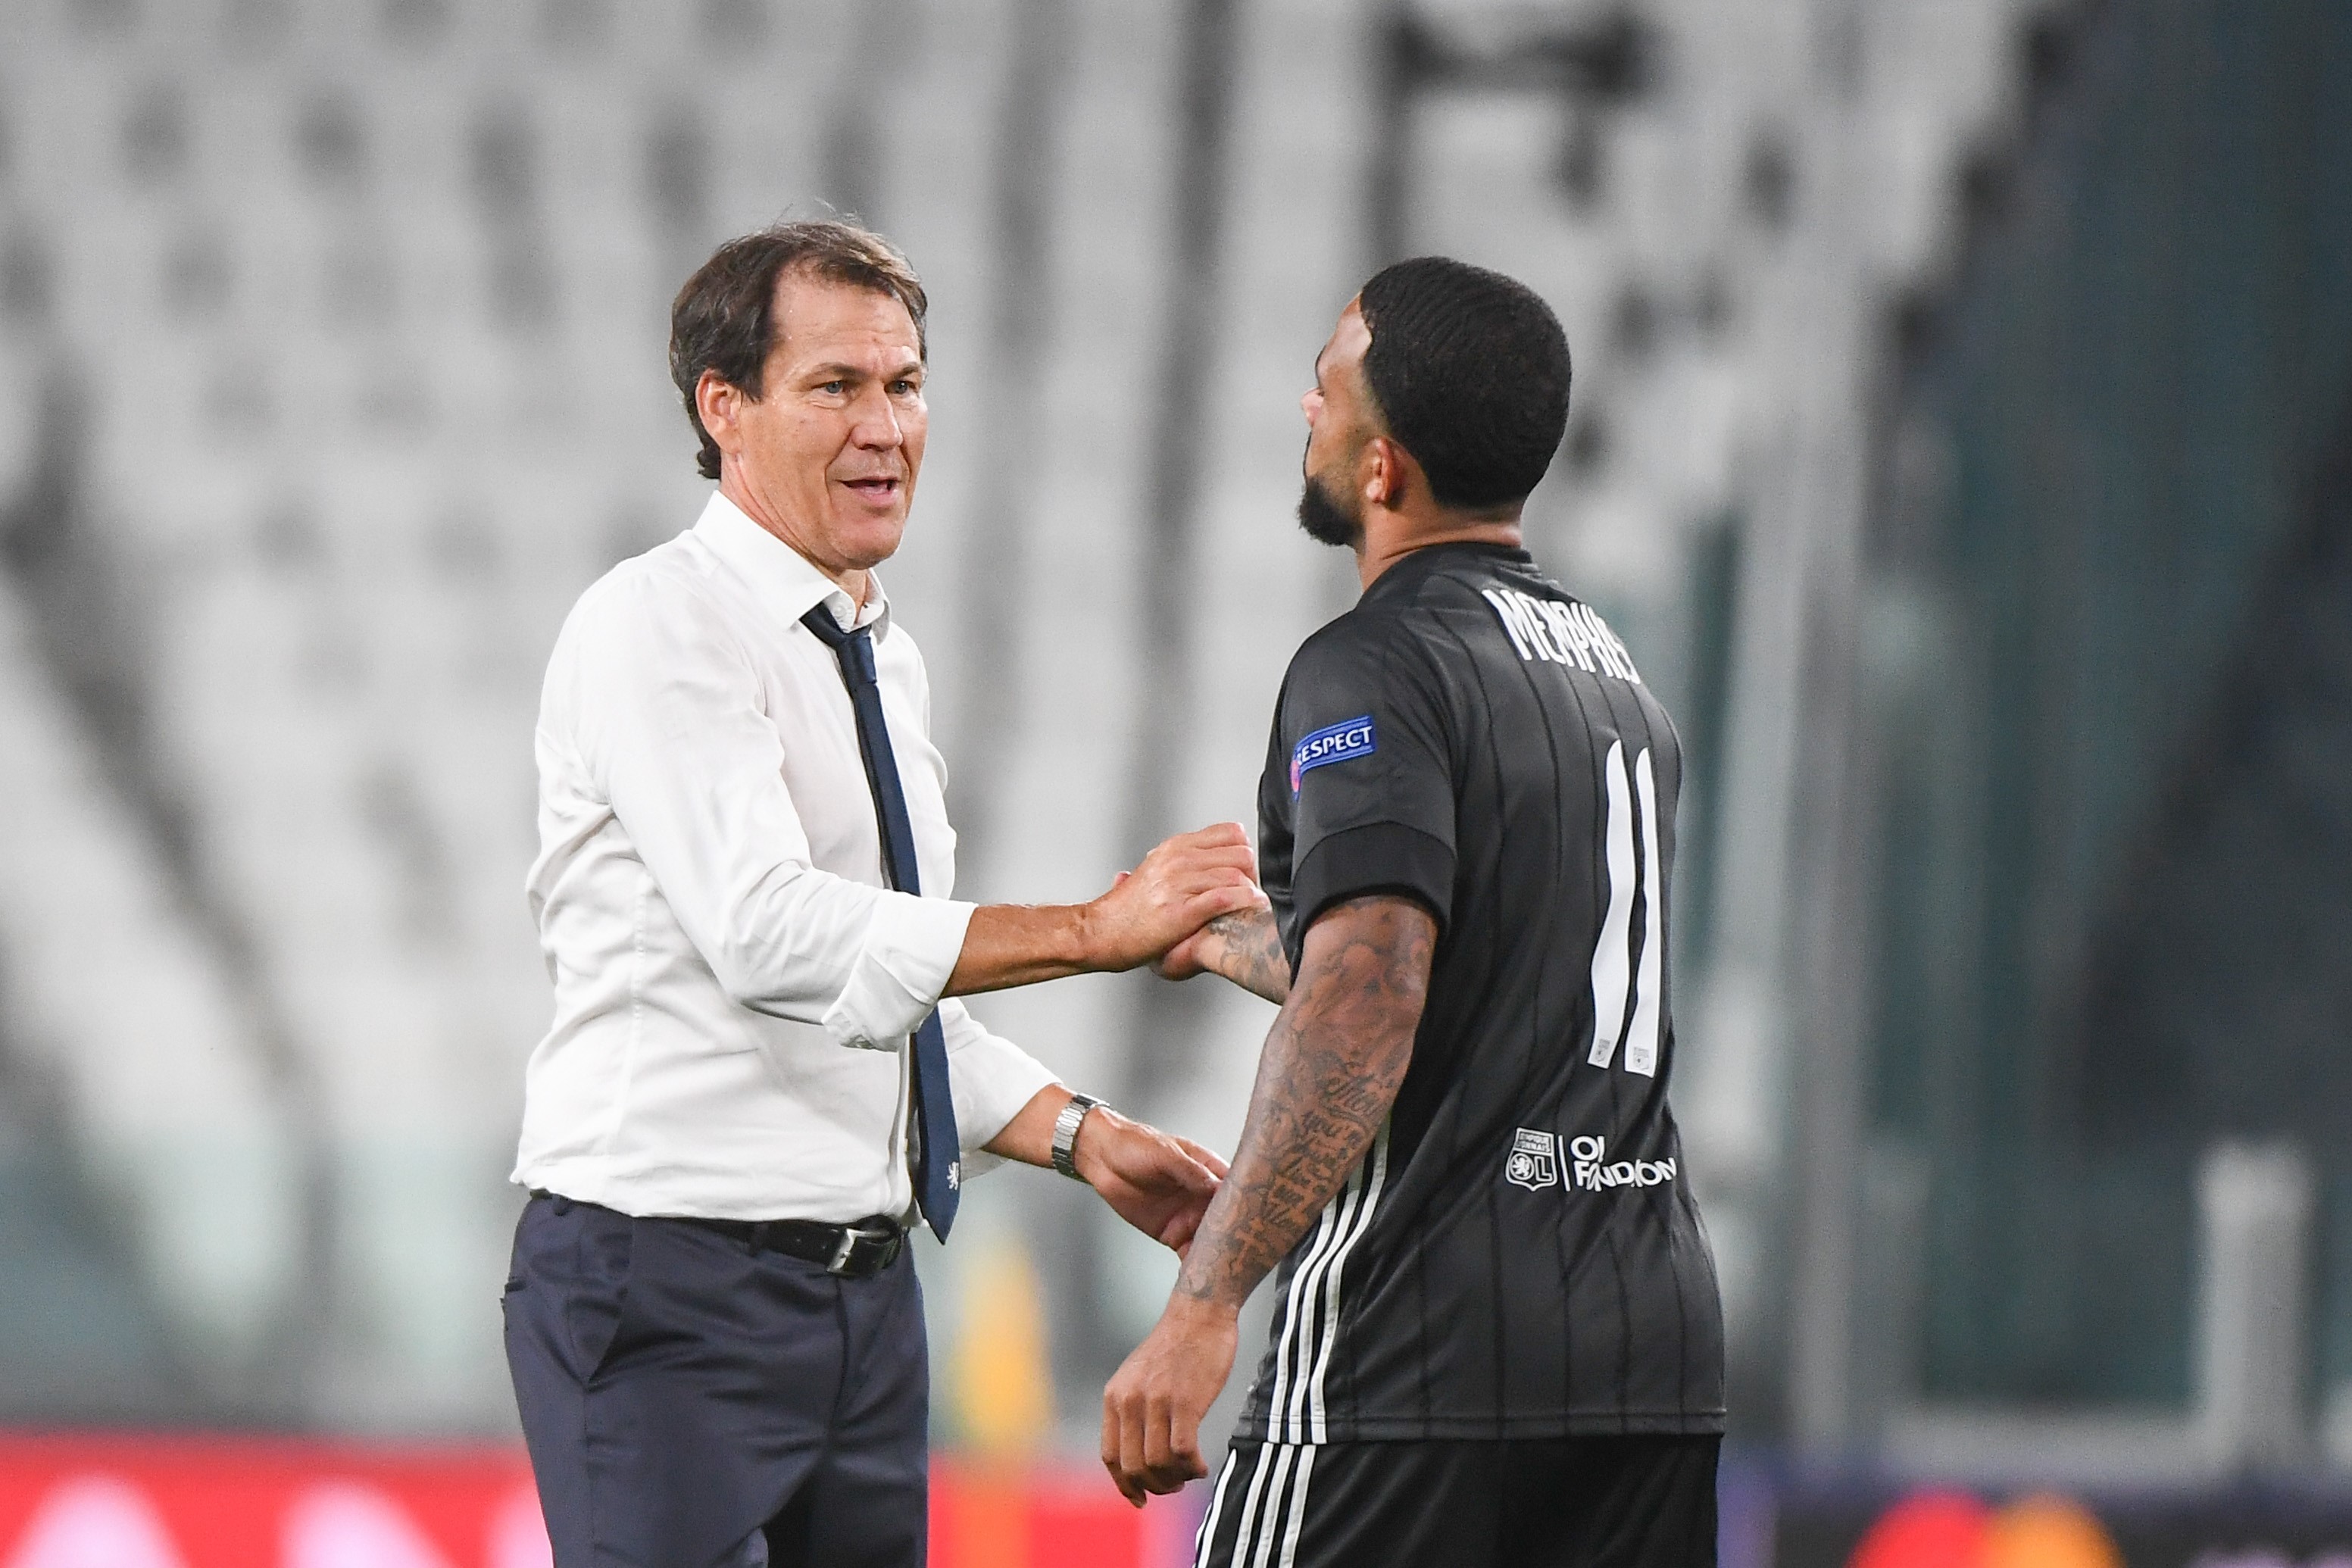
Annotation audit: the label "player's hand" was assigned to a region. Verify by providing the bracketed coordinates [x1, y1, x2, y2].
[1154, 907, 1291, 1005]
[1074, 1109, 1229, 1254]
[1151, 919, 1217, 982]
[1102, 1295, 1238, 1506]
[1083, 824, 1265, 972]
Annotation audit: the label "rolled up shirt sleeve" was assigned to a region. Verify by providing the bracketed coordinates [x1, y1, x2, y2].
[819, 896, 976, 1052]
[936, 997, 1060, 1177]
[567, 571, 974, 1050]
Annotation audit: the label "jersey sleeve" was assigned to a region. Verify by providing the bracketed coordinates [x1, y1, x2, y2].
[1279, 623, 1457, 948]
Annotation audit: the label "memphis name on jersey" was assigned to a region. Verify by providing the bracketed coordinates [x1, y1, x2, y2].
[1481, 586, 1641, 682]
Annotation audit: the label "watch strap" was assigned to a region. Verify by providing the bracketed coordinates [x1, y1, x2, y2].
[1051, 1093, 1104, 1181]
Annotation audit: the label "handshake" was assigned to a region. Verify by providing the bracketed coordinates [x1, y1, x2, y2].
[950, 821, 1273, 997]
[1093, 822, 1271, 976]
[967, 823, 1276, 1256]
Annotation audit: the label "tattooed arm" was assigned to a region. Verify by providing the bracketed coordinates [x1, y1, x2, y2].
[1153, 907, 1293, 1004]
[1101, 894, 1436, 1504]
[1170, 896, 1430, 1303]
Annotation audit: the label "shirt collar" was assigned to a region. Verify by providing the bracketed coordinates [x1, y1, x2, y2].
[692, 489, 892, 639]
[1361, 539, 1535, 604]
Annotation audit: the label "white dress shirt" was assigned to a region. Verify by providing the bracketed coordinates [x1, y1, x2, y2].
[514, 491, 1057, 1222]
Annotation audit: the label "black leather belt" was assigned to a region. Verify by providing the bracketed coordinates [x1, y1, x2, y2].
[528, 1192, 905, 1279]
[691, 1213, 906, 1278]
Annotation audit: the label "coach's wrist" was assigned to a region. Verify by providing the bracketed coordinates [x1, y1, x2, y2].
[1067, 1103, 1131, 1187]
[1069, 898, 1108, 973]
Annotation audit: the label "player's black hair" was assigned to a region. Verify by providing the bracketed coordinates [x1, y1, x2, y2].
[1357, 257, 1571, 511]
[669, 220, 929, 479]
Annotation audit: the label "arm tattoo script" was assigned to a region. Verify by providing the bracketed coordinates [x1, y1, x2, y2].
[1202, 907, 1292, 1004]
[1175, 895, 1435, 1309]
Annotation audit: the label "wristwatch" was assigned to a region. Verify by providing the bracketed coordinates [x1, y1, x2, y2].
[1051, 1093, 1105, 1182]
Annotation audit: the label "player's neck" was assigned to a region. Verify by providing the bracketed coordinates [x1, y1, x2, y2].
[1354, 508, 1524, 590]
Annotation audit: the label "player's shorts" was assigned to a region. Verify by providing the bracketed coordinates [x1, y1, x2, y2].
[1190, 1434, 1719, 1568]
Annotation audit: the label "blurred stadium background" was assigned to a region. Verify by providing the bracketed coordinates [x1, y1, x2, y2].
[0, 0, 2347, 1562]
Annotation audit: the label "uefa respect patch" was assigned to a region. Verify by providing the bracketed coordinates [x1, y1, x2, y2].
[1290, 715, 1376, 794]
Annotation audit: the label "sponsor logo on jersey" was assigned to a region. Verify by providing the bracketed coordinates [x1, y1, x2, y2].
[1479, 586, 1643, 682]
[1568, 1134, 1677, 1192]
[1290, 715, 1376, 794]
[1504, 1128, 1560, 1190]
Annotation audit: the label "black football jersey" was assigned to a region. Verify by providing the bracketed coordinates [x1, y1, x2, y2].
[1234, 542, 1725, 1442]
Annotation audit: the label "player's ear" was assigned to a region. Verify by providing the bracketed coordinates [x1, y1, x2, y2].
[1363, 434, 1405, 511]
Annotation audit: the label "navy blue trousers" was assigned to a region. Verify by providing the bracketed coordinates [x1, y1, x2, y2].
[503, 1194, 929, 1568]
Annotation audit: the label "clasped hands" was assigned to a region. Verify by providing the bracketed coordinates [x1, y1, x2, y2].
[970, 823, 1259, 1260]
[1064, 824, 1270, 1252]
[970, 823, 1267, 1504]
[1092, 828, 1273, 1507]
[1088, 821, 1268, 970]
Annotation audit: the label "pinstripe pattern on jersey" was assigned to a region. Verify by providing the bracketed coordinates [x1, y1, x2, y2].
[1238, 545, 1726, 1442]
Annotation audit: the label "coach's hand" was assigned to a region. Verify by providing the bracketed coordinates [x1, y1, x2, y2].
[1075, 1107, 1229, 1254]
[1102, 1295, 1236, 1507]
[1084, 824, 1265, 971]
[946, 826, 1262, 996]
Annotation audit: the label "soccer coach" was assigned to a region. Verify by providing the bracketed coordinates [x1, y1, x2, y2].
[504, 221, 1263, 1567]
[1106, 259, 1726, 1568]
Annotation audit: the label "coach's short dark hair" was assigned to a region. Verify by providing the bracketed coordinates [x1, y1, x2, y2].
[1357, 257, 1571, 510]
[669, 220, 929, 479]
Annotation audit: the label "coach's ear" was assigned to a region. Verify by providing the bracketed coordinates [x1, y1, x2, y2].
[696, 368, 749, 467]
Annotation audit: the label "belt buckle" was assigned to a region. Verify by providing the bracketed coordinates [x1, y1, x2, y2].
[827, 1228, 861, 1276]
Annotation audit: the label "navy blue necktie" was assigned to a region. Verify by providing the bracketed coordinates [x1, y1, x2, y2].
[800, 604, 960, 1241]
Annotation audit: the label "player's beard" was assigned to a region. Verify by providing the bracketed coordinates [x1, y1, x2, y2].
[1296, 471, 1362, 548]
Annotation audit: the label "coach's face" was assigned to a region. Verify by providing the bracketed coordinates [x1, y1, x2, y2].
[699, 270, 927, 584]
[1296, 298, 1379, 547]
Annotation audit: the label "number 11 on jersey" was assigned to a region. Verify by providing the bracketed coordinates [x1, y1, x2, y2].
[1587, 740, 1663, 1076]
